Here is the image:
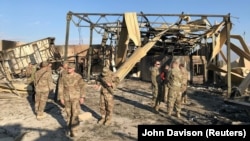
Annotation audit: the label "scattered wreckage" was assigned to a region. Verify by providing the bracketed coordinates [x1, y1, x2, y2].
[0, 12, 249, 110]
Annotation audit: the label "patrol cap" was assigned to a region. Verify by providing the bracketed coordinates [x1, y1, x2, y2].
[102, 67, 110, 76]
[41, 61, 49, 67]
[68, 63, 76, 69]
[63, 61, 68, 65]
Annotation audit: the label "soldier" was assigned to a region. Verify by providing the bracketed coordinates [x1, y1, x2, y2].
[95, 67, 118, 126]
[54, 61, 68, 102]
[155, 64, 171, 111]
[179, 63, 189, 104]
[34, 61, 54, 120]
[160, 64, 170, 103]
[58, 63, 86, 137]
[149, 60, 161, 107]
[25, 62, 36, 84]
[166, 59, 183, 118]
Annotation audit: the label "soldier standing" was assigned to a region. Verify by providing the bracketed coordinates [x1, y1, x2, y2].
[25, 62, 37, 94]
[179, 63, 189, 104]
[54, 61, 68, 102]
[150, 60, 161, 107]
[95, 67, 118, 126]
[25, 62, 34, 84]
[160, 64, 170, 103]
[58, 63, 86, 137]
[34, 61, 54, 120]
[166, 59, 183, 118]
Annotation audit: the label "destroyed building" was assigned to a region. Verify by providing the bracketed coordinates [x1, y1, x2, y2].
[0, 11, 249, 108]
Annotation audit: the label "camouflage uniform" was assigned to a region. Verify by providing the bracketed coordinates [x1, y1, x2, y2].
[58, 63, 86, 135]
[97, 67, 118, 126]
[166, 65, 182, 118]
[150, 63, 161, 105]
[34, 61, 54, 120]
[26, 63, 36, 84]
[180, 66, 188, 104]
[55, 62, 68, 101]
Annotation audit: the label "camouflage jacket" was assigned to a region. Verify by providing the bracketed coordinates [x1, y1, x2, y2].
[34, 67, 54, 93]
[59, 72, 86, 101]
[167, 67, 182, 90]
[180, 70, 188, 92]
[150, 66, 161, 85]
[100, 72, 118, 94]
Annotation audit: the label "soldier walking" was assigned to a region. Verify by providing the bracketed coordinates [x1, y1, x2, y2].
[95, 67, 118, 126]
[34, 61, 54, 120]
[58, 63, 86, 137]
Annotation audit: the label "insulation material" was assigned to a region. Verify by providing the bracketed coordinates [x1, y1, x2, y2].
[115, 12, 141, 67]
[209, 24, 230, 62]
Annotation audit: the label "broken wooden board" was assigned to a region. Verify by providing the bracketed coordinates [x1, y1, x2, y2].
[78, 112, 93, 121]
[237, 73, 250, 95]
[115, 28, 169, 81]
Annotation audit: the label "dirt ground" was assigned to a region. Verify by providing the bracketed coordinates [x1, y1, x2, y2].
[0, 78, 250, 141]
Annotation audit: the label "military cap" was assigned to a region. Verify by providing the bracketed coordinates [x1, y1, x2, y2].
[41, 61, 49, 67]
[68, 63, 76, 69]
[63, 61, 68, 65]
[102, 67, 110, 76]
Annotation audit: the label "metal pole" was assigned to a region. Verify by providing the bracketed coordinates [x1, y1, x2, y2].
[226, 14, 231, 98]
[64, 12, 72, 61]
[87, 25, 94, 81]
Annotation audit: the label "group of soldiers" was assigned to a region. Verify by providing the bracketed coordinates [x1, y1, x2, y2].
[150, 58, 189, 118]
[24, 60, 118, 137]
[22, 57, 187, 137]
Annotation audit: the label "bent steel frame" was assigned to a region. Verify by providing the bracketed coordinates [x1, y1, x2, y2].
[64, 11, 232, 96]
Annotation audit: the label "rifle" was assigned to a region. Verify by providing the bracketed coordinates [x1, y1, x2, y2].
[97, 75, 114, 95]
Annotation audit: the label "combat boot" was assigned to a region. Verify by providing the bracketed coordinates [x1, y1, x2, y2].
[36, 115, 43, 120]
[97, 118, 105, 124]
[70, 130, 78, 137]
[104, 119, 112, 126]
[176, 113, 181, 118]
[37, 113, 47, 120]
[167, 111, 172, 116]
[183, 98, 187, 104]
[154, 105, 160, 112]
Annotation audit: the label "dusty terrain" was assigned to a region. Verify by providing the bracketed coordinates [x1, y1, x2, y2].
[0, 78, 250, 141]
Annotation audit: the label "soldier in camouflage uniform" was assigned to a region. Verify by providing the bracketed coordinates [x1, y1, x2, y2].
[34, 61, 54, 120]
[54, 61, 68, 102]
[166, 59, 183, 118]
[150, 60, 161, 108]
[25, 62, 35, 84]
[58, 63, 86, 137]
[95, 67, 118, 126]
[179, 64, 189, 104]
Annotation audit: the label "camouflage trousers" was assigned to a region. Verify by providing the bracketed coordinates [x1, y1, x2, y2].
[35, 91, 49, 116]
[64, 100, 80, 131]
[151, 82, 158, 101]
[167, 88, 182, 114]
[181, 90, 187, 103]
[164, 85, 169, 103]
[100, 91, 114, 120]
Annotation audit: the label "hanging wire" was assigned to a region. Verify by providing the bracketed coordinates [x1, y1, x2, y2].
[78, 26, 83, 45]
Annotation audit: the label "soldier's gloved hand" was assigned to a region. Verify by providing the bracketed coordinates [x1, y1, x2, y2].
[60, 99, 65, 105]
[80, 97, 84, 105]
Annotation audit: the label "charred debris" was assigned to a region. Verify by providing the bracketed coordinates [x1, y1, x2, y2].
[0, 12, 249, 110]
